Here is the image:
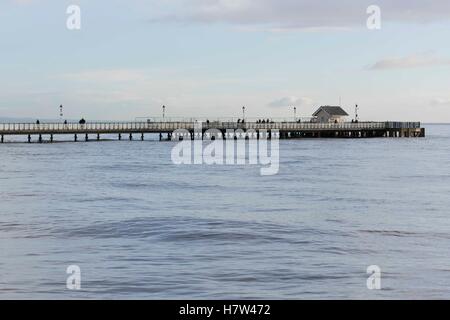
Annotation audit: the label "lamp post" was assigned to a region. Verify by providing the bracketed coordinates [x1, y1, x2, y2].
[242, 106, 245, 121]
[355, 104, 359, 122]
[294, 106, 297, 122]
[59, 105, 63, 121]
[162, 105, 166, 121]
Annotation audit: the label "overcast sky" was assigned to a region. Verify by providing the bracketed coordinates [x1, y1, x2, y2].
[1, 0, 450, 122]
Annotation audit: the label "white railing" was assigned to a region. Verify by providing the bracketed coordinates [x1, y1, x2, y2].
[135, 116, 316, 123]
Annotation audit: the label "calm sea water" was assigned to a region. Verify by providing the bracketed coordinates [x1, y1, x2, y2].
[1, 124, 450, 299]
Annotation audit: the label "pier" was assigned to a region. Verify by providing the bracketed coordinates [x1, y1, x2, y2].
[0, 120, 424, 143]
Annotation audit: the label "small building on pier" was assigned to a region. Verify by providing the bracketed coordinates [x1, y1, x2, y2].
[313, 106, 349, 123]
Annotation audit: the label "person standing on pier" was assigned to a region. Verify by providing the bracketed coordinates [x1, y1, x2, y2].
[79, 118, 86, 129]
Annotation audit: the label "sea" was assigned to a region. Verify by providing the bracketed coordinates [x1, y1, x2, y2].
[1, 124, 449, 299]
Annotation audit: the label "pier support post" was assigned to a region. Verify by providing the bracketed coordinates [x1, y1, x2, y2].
[141, 133, 144, 141]
[118, 134, 122, 141]
[50, 134, 53, 143]
[38, 134, 42, 143]
[85, 134, 89, 142]
[74, 134, 78, 142]
[159, 133, 162, 141]
[28, 135, 31, 143]
[97, 134, 100, 141]
[420, 128, 425, 137]
[1, 135, 3, 143]
[129, 133, 133, 141]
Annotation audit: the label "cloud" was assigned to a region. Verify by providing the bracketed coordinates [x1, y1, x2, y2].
[369, 53, 450, 70]
[269, 96, 313, 108]
[431, 98, 450, 107]
[154, 0, 450, 30]
[12, 0, 36, 4]
[62, 69, 148, 83]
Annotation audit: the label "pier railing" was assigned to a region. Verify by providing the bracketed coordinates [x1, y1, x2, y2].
[0, 121, 421, 134]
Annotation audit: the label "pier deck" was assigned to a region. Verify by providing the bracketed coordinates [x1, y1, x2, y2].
[0, 121, 425, 143]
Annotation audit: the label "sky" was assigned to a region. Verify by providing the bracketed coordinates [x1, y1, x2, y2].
[1, 0, 450, 122]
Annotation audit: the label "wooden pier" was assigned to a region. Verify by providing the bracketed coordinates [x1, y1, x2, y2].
[0, 121, 425, 143]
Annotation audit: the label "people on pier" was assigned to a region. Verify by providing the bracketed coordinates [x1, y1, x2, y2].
[237, 119, 241, 123]
[36, 120, 40, 125]
[79, 118, 86, 124]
